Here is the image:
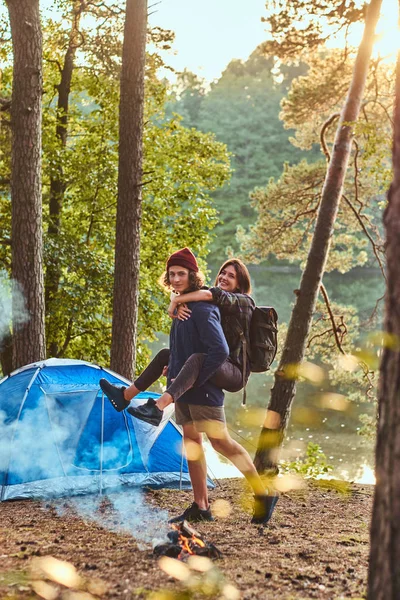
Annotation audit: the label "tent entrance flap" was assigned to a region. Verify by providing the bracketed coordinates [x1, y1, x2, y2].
[43, 388, 133, 473]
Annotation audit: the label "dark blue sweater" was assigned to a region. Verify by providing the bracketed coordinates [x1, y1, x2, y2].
[167, 301, 229, 407]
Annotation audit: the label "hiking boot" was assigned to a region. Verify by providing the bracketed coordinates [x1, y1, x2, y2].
[251, 493, 279, 525]
[100, 378, 130, 412]
[127, 398, 163, 427]
[169, 502, 214, 523]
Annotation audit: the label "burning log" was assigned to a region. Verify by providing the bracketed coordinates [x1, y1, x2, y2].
[153, 520, 222, 561]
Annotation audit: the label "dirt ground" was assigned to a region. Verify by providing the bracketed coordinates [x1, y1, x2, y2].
[0, 478, 373, 600]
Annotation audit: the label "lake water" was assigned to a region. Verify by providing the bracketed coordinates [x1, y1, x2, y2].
[150, 266, 385, 484]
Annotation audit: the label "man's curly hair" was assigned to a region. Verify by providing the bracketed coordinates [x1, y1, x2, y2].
[159, 269, 205, 293]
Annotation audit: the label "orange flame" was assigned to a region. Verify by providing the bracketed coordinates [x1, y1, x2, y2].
[171, 524, 206, 559]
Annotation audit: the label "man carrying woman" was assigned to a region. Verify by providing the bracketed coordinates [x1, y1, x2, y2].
[100, 247, 278, 524]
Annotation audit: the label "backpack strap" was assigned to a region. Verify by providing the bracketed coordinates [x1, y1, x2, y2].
[239, 330, 247, 406]
[235, 320, 250, 406]
[234, 303, 255, 405]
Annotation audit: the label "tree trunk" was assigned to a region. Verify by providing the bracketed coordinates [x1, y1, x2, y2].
[7, 0, 46, 369]
[45, 1, 83, 357]
[254, 0, 383, 473]
[0, 330, 13, 376]
[110, 0, 147, 380]
[368, 46, 400, 600]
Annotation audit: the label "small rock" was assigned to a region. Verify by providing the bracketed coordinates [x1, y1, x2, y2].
[268, 537, 280, 545]
[325, 565, 334, 573]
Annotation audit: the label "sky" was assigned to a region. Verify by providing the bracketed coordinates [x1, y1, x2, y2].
[147, 0, 268, 82]
[147, 0, 399, 83]
[4, 0, 399, 83]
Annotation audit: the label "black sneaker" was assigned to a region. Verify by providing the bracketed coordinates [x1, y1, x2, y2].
[99, 378, 130, 412]
[251, 493, 279, 525]
[169, 502, 214, 523]
[127, 398, 163, 427]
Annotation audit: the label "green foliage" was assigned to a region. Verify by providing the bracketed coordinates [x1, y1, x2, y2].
[167, 48, 316, 260]
[358, 412, 377, 439]
[0, 6, 230, 373]
[238, 160, 375, 272]
[281, 442, 333, 478]
[261, 0, 365, 60]
[239, 48, 392, 274]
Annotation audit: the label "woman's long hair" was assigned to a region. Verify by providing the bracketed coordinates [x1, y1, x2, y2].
[215, 258, 252, 294]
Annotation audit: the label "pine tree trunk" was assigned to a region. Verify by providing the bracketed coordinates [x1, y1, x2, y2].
[0, 330, 13, 376]
[45, 1, 83, 357]
[110, 0, 147, 380]
[368, 47, 400, 600]
[254, 0, 383, 473]
[7, 0, 46, 369]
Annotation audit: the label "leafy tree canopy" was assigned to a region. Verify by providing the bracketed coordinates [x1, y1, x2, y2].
[261, 0, 365, 60]
[167, 47, 317, 260]
[238, 48, 393, 273]
[0, 3, 230, 374]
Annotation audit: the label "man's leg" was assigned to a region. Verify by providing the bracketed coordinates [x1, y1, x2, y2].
[169, 405, 213, 523]
[182, 422, 209, 510]
[207, 428, 266, 496]
[195, 410, 278, 525]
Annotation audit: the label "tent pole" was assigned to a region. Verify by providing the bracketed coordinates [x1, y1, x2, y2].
[100, 390, 105, 496]
[179, 436, 184, 492]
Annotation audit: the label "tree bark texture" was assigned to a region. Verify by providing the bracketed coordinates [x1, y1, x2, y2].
[368, 47, 400, 600]
[45, 1, 83, 357]
[254, 0, 383, 473]
[110, 0, 147, 379]
[0, 330, 13, 376]
[7, 0, 46, 369]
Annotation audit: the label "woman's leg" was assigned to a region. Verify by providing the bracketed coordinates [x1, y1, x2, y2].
[209, 360, 243, 393]
[128, 353, 207, 424]
[129, 355, 243, 424]
[100, 349, 170, 412]
[124, 348, 170, 400]
[156, 353, 206, 409]
[156, 357, 242, 410]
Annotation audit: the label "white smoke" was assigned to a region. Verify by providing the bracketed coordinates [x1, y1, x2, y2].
[56, 491, 170, 550]
[0, 389, 172, 548]
[0, 270, 29, 345]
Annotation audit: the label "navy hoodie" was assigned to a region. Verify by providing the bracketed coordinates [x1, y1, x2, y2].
[167, 301, 229, 407]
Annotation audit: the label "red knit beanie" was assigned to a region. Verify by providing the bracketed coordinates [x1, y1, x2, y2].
[166, 247, 199, 272]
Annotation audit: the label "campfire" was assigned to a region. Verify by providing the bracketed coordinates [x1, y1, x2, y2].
[154, 520, 222, 561]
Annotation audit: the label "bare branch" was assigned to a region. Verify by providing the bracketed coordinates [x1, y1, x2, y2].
[343, 193, 386, 280]
[44, 58, 63, 74]
[320, 113, 340, 160]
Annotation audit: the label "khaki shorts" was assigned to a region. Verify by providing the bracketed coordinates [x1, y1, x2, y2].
[174, 402, 226, 435]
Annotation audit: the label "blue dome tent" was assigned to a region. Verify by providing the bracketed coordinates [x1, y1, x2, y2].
[0, 358, 213, 501]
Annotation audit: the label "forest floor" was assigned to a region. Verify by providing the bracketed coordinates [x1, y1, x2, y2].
[0, 478, 373, 600]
